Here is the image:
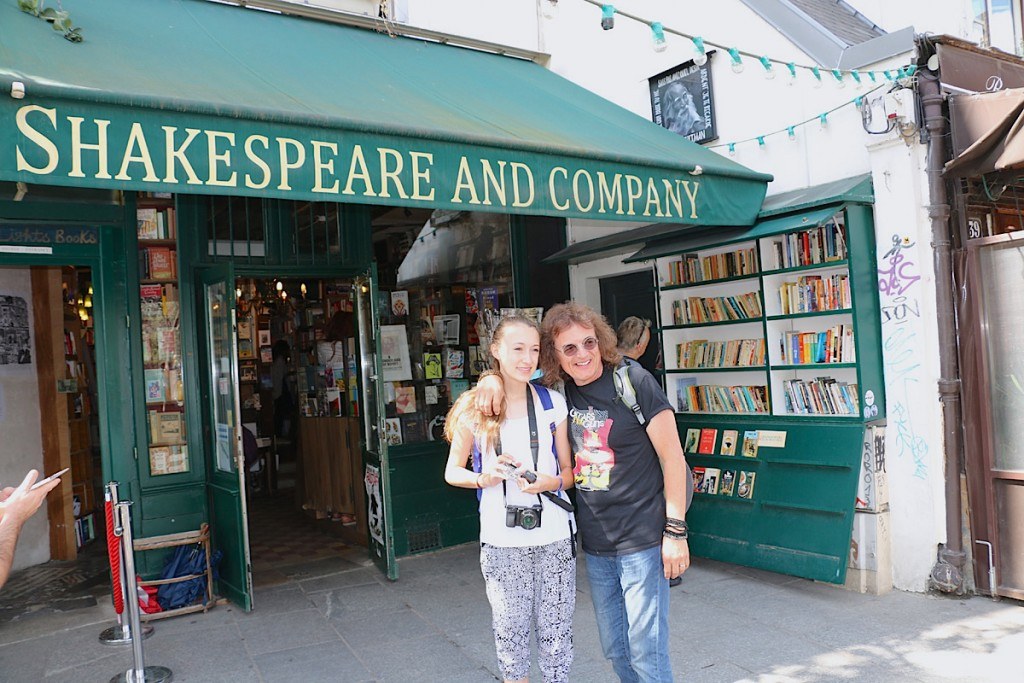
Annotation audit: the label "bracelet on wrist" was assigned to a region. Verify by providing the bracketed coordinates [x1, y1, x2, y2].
[477, 473, 486, 489]
[477, 369, 500, 380]
[555, 475, 564, 494]
[663, 529, 688, 540]
[666, 516, 686, 527]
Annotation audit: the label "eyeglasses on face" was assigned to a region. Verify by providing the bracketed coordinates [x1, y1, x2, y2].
[558, 336, 598, 357]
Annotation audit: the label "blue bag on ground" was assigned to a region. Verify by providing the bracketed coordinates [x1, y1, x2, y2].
[156, 544, 223, 610]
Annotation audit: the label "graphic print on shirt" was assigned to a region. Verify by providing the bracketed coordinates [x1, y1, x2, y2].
[569, 407, 615, 491]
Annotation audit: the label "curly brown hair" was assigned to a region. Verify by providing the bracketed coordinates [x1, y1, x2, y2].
[539, 302, 621, 386]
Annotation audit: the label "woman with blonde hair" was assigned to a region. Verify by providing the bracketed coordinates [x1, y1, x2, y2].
[444, 315, 576, 683]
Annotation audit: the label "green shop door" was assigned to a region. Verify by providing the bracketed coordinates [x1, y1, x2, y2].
[197, 264, 254, 610]
[356, 269, 398, 580]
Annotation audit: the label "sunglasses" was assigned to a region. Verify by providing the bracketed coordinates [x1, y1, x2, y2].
[558, 337, 599, 357]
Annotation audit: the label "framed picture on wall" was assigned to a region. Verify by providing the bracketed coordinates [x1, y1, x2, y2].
[649, 52, 718, 144]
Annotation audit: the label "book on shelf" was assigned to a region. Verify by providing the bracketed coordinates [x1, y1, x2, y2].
[423, 353, 442, 379]
[780, 325, 855, 364]
[676, 338, 765, 369]
[691, 466, 706, 493]
[675, 377, 697, 412]
[143, 247, 176, 280]
[137, 208, 160, 240]
[683, 428, 700, 454]
[769, 220, 847, 269]
[737, 471, 756, 499]
[671, 291, 762, 325]
[720, 429, 738, 455]
[150, 444, 188, 476]
[677, 384, 769, 414]
[741, 431, 759, 458]
[665, 246, 759, 285]
[702, 467, 721, 494]
[395, 386, 417, 414]
[384, 417, 403, 445]
[445, 348, 465, 378]
[783, 377, 859, 416]
[720, 469, 736, 496]
[778, 274, 851, 315]
[697, 428, 718, 454]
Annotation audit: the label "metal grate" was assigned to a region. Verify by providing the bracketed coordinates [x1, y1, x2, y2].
[406, 518, 442, 554]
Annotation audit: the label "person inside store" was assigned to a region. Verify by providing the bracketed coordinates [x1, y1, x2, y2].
[0, 470, 62, 591]
[476, 302, 689, 683]
[271, 339, 295, 442]
[616, 316, 651, 367]
[444, 315, 576, 683]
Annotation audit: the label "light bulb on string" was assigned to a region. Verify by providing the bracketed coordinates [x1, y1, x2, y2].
[786, 62, 797, 86]
[691, 36, 707, 66]
[728, 48, 744, 74]
[851, 70, 863, 88]
[759, 56, 775, 80]
[855, 96, 864, 109]
[867, 71, 877, 84]
[883, 70, 893, 81]
[300, 283, 307, 297]
[650, 22, 667, 53]
[787, 126, 796, 140]
[727, 143, 736, 156]
[541, 0, 558, 20]
[275, 280, 283, 292]
[757, 136, 766, 149]
[600, 4, 615, 30]
[811, 66, 823, 89]
[832, 69, 845, 89]
[236, 287, 242, 299]
[819, 113, 829, 128]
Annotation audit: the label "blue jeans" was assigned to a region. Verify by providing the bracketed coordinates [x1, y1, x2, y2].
[585, 546, 673, 682]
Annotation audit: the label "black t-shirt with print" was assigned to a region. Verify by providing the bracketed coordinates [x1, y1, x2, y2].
[563, 363, 673, 556]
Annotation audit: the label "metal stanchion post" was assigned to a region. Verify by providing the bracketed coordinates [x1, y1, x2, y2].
[100, 482, 154, 646]
[110, 500, 172, 683]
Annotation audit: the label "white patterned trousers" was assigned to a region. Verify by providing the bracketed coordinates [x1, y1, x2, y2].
[480, 538, 576, 682]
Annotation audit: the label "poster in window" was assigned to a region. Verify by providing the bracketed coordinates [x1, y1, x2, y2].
[380, 324, 412, 381]
[649, 53, 717, 144]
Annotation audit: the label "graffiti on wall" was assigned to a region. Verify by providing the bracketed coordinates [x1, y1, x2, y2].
[878, 235, 929, 480]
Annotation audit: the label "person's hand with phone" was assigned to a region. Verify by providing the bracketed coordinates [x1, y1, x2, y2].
[1, 469, 63, 590]
[0, 469, 61, 526]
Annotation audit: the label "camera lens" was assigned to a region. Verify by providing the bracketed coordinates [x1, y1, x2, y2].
[520, 509, 539, 530]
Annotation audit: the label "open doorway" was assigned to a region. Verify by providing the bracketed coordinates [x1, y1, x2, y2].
[0, 265, 108, 616]
[233, 275, 370, 586]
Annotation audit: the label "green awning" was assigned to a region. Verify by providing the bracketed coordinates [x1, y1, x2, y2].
[0, 0, 770, 224]
[623, 174, 873, 262]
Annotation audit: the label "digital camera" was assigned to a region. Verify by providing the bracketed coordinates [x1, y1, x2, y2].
[505, 504, 543, 530]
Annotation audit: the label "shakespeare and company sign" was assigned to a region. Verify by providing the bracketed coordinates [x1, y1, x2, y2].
[0, 99, 766, 226]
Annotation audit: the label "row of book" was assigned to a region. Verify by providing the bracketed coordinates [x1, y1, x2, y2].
[783, 377, 860, 415]
[676, 338, 766, 369]
[683, 427, 760, 457]
[767, 221, 848, 270]
[676, 382, 770, 414]
[74, 512, 97, 549]
[693, 467, 756, 499]
[139, 246, 178, 281]
[777, 273, 851, 315]
[665, 247, 759, 285]
[670, 291, 762, 325]
[779, 325, 856, 365]
[137, 207, 178, 240]
[140, 284, 180, 322]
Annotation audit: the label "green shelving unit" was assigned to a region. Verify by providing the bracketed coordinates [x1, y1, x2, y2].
[652, 201, 884, 584]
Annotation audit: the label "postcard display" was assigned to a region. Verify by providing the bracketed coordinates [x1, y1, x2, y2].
[656, 204, 885, 583]
[137, 195, 190, 476]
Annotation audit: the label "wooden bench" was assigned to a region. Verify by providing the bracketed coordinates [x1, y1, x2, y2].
[134, 523, 223, 621]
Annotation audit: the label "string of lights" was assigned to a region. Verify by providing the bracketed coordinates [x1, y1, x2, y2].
[555, 0, 916, 85]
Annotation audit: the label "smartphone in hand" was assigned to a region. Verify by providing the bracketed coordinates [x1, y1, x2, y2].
[30, 468, 69, 491]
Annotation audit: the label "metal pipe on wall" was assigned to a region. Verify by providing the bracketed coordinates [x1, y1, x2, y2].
[917, 62, 967, 594]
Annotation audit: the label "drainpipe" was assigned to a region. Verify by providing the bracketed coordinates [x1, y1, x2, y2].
[918, 63, 967, 594]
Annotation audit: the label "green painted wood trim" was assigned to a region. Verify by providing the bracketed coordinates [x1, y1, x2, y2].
[765, 308, 853, 321]
[844, 204, 885, 420]
[660, 273, 761, 291]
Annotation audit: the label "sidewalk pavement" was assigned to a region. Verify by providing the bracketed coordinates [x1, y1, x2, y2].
[1, 542, 1021, 682]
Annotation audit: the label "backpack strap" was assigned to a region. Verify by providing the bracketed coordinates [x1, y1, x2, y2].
[613, 362, 646, 425]
[531, 380, 554, 411]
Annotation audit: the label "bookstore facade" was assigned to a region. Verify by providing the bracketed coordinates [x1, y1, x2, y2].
[0, 0, 770, 609]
